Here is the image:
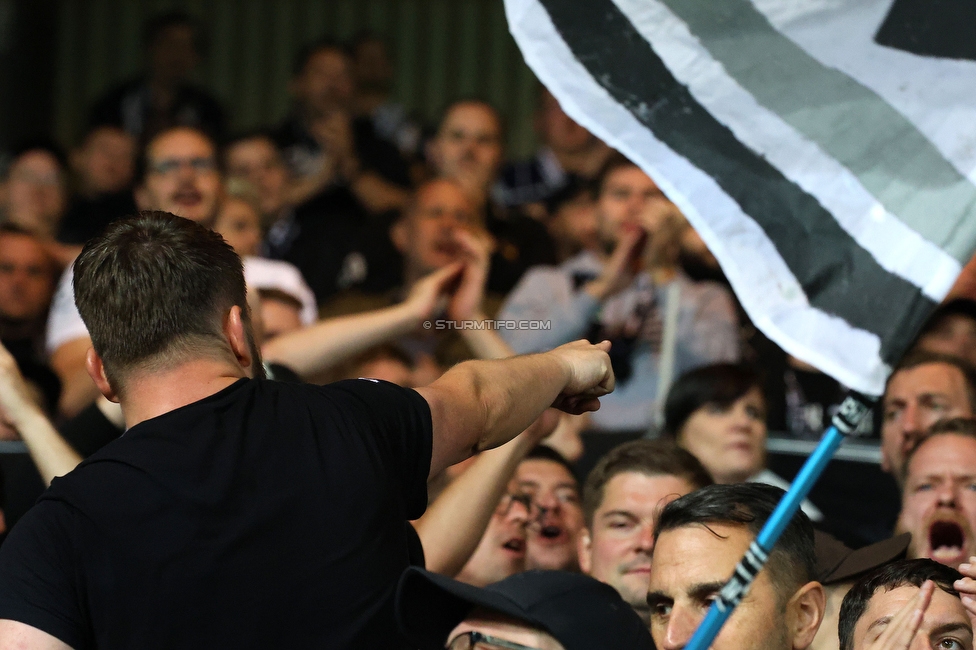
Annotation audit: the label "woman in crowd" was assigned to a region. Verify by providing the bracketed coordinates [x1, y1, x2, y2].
[663, 362, 823, 520]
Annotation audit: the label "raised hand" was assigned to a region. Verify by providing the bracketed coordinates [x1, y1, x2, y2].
[310, 111, 359, 179]
[955, 557, 976, 621]
[0, 339, 41, 435]
[861, 580, 934, 650]
[446, 227, 494, 322]
[404, 263, 464, 324]
[585, 226, 647, 301]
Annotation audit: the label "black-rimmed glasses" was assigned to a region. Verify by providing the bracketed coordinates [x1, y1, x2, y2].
[447, 630, 543, 650]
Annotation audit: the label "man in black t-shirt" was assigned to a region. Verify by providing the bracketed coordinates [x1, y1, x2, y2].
[0, 212, 614, 649]
[274, 39, 412, 216]
[88, 12, 225, 144]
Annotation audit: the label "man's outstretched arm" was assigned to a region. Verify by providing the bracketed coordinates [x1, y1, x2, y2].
[416, 339, 613, 477]
[0, 620, 72, 650]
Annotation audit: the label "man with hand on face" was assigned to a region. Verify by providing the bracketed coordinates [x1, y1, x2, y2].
[499, 153, 739, 432]
[809, 531, 912, 650]
[275, 39, 411, 215]
[896, 418, 976, 570]
[837, 559, 972, 650]
[577, 440, 712, 618]
[428, 99, 558, 294]
[325, 177, 514, 384]
[88, 11, 225, 142]
[0, 212, 616, 649]
[646, 483, 826, 650]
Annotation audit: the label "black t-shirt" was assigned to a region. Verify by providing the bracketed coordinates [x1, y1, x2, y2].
[0, 377, 432, 649]
[57, 402, 123, 459]
[89, 77, 226, 143]
[273, 114, 411, 189]
[272, 201, 403, 303]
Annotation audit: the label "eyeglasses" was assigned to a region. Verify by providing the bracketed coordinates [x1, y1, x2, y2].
[496, 493, 582, 535]
[447, 630, 543, 650]
[496, 492, 533, 517]
[148, 156, 217, 176]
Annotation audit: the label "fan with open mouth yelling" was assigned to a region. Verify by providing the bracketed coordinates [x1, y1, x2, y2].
[897, 423, 976, 570]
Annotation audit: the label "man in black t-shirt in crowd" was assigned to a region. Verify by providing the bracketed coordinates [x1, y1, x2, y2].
[0, 212, 614, 649]
[274, 39, 412, 216]
[88, 11, 225, 144]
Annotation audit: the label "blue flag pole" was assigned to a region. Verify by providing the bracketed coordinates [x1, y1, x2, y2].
[684, 391, 876, 650]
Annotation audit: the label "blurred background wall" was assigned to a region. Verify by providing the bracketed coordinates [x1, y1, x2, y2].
[14, 0, 541, 156]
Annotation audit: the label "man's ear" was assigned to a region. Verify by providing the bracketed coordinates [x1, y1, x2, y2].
[577, 527, 593, 575]
[85, 348, 119, 403]
[224, 305, 254, 374]
[787, 581, 826, 649]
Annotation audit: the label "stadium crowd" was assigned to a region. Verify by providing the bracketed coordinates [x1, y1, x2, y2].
[1, 10, 976, 650]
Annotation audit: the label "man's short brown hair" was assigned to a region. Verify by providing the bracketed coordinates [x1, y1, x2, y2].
[582, 440, 713, 527]
[901, 417, 976, 485]
[73, 211, 249, 387]
[887, 349, 976, 413]
[594, 152, 640, 198]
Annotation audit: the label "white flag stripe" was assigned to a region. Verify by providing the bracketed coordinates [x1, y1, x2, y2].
[612, 0, 962, 301]
[753, 0, 976, 185]
[506, 0, 890, 394]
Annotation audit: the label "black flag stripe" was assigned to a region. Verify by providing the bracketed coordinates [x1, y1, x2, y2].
[537, 0, 937, 364]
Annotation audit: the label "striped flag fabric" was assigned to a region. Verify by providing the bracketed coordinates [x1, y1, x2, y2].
[505, 0, 976, 396]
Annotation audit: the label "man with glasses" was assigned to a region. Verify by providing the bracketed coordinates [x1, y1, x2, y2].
[455, 489, 532, 587]
[513, 446, 585, 572]
[134, 125, 222, 226]
[396, 566, 654, 649]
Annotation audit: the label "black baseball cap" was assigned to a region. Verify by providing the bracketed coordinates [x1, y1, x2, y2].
[815, 531, 911, 585]
[396, 568, 654, 650]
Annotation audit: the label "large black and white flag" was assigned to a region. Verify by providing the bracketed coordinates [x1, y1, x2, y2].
[505, 0, 976, 396]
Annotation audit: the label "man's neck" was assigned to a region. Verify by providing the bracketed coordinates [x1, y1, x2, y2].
[118, 358, 249, 430]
